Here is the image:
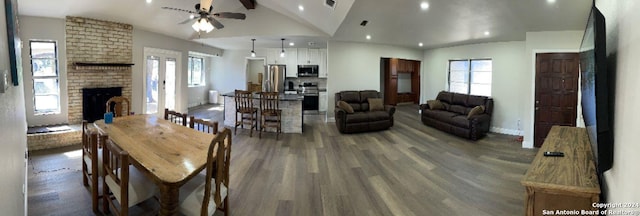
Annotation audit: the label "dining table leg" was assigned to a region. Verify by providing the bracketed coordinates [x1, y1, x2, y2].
[159, 184, 180, 216]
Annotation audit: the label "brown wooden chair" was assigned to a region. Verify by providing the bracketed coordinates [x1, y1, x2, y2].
[82, 120, 103, 214]
[178, 128, 232, 216]
[106, 96, 131, 117]
[102, 139, 157, 216]
[189, 116, 219, 134]
[234, 90, 258, 137]
[164, 108, 187, 126]
[258, 92, 282, 139]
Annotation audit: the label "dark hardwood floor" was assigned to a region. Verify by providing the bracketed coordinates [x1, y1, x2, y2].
[28, 104, 537, 215]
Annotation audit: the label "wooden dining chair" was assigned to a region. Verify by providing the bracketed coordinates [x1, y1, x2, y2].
[165, 108, 188, 126]
[258, 92, 282, 139]
[178, 128, 232, 216]
[189, 116, 219, 134]
[102, 139, 158, 216]
[106, 96, 131, 117]
[82, 120, 103, 214]
[234, 90, 258, 137]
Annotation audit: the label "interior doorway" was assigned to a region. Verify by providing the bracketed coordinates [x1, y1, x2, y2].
[245, 58, 266, 91]
[534, 52, 580, 147]
[143, 48, 182, 116]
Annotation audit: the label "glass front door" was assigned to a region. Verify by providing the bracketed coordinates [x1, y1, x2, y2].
[145, 56, 177, 115]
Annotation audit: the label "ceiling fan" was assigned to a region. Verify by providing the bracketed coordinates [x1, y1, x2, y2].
[162, 0, 246, 32]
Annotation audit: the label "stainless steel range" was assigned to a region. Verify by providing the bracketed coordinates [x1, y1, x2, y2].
[300, 82, 319, 111]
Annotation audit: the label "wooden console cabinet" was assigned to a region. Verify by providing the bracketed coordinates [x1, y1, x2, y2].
[521, 126, 600, 216]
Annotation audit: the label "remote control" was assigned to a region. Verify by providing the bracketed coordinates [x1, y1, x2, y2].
[543, 151, 564, 157]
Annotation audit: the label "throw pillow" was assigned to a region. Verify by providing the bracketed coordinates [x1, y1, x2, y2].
[368, 98, 384, 111]
[427, 100, 444, 110]
[467, 105, 485, 119]
[338, 101, 355, 114]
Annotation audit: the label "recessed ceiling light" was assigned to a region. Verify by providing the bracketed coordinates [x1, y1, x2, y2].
[420, 2, 429, 10]
[484, 31, 490, 36]
[547, 0, 556, 3]
[146, 0, 152, 3]
[366, 35, 371, 40]
[298, 5, 304, 11]
[419, 42, 423, 47]
[289, 42, 295, 46]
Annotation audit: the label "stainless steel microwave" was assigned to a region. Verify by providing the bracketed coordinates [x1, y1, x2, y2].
[298, 65, 319, 77]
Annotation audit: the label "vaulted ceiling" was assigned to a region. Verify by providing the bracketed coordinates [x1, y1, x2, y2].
[17, 0, 592, 50]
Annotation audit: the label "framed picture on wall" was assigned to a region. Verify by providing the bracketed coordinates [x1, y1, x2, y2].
[5, 0, 22, 86]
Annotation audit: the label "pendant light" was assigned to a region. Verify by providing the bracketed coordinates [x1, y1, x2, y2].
[280, 38, 285, 58]
[250, 39, 256, 57]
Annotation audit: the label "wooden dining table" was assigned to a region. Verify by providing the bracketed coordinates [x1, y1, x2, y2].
[94, 114, 215, 216]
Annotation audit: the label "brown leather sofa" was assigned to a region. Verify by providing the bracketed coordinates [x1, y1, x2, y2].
[420, 91, 493, 140]
[334, 90, 396, 133]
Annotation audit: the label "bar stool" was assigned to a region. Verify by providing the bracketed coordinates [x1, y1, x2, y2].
[234, 90, 258, 137]
[259, 92, 282, 140]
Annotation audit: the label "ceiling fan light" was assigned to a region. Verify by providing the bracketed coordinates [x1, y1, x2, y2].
[192, 21, 200, 31]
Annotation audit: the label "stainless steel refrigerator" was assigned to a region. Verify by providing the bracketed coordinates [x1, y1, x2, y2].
[264, 64, 286, 93]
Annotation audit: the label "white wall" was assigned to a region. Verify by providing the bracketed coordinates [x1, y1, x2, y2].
[211, 49, 264, 95]
[187, 53, 214, 108]
[247, 59, 266, 84]
[19, 16, 68, 126]
[522, 31, 583, 148]
[422, 41, 527, 135]
[132, 28, 223, 113]
[326, 41, 423, 117]
[596, 0, 640, 206]
[0, 3, 28, 215]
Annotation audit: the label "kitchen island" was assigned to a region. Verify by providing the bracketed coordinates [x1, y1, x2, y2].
[222, 92, 304, 133]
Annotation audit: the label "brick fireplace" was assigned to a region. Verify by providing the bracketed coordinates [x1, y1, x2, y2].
[65, 16, 133, 124]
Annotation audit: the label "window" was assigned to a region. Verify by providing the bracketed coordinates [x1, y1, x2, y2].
[448, 59, 492, 96]
[30, 41, 60, 114]
[188, 56, 204, 86]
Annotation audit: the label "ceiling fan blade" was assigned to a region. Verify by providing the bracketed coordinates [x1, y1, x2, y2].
[213, 12, 246, 20]
[207, 17, 225, 29]
[178, 17, 196, 25]
[200, 0, 213, 12]
[161, 7, 197, 14]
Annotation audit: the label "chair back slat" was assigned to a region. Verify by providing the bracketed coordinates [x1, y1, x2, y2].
[164, 108, 188, 126]
[259, 92, 279, 113]
[235, 90, 254, 112]
[202, 128, 232, 215]
[103, 139, 130, 215]
[106, 96, 131, 117]
[189, 116, 219, 134]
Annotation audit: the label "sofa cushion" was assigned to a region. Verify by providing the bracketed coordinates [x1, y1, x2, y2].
[345, 112, 369, 123]
[359, 90, 379, 103]
[441, 102, 451, 110]
[451, 93, 468, 106]
[338, 101, 354, 113]
[368, 98, 384, 111]
[450, 115, 471, 128]
[422, 109, 457, 122]
[467, 105, 485, 118]
[340, 91, 360, 103]
[368, 111, 390, 121]
[449, 105, 468, 115]
[437, 91, 453, 104]
[427, 100, 444, 110]
[467, 95, 487, 107]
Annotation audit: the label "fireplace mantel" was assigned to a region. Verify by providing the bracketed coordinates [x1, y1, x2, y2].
[74, 62, 134, 70]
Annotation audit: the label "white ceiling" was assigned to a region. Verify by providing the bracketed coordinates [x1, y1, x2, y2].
[17, 0, 592, 50]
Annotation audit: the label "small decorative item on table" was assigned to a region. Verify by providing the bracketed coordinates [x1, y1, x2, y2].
[104, 112, 114, 124]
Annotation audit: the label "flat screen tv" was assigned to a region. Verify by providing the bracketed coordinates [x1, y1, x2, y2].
[579, 6, 613, 176]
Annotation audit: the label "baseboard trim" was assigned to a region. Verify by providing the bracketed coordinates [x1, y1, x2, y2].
[490, 127, 522, 136]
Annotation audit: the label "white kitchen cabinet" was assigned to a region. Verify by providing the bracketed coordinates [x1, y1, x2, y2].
[266, 48, 286, 65]
[297, 48, 308, 65]
[319, 92, 328, 112]
[285, 48, 298, 77]
[308, 49, 320, 65]
[318, 49, 328, 78]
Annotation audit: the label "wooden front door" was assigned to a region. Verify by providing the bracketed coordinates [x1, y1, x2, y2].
[534, 53, 579, 147]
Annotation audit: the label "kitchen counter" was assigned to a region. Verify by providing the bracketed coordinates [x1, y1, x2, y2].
[221, 92, 303, 133]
